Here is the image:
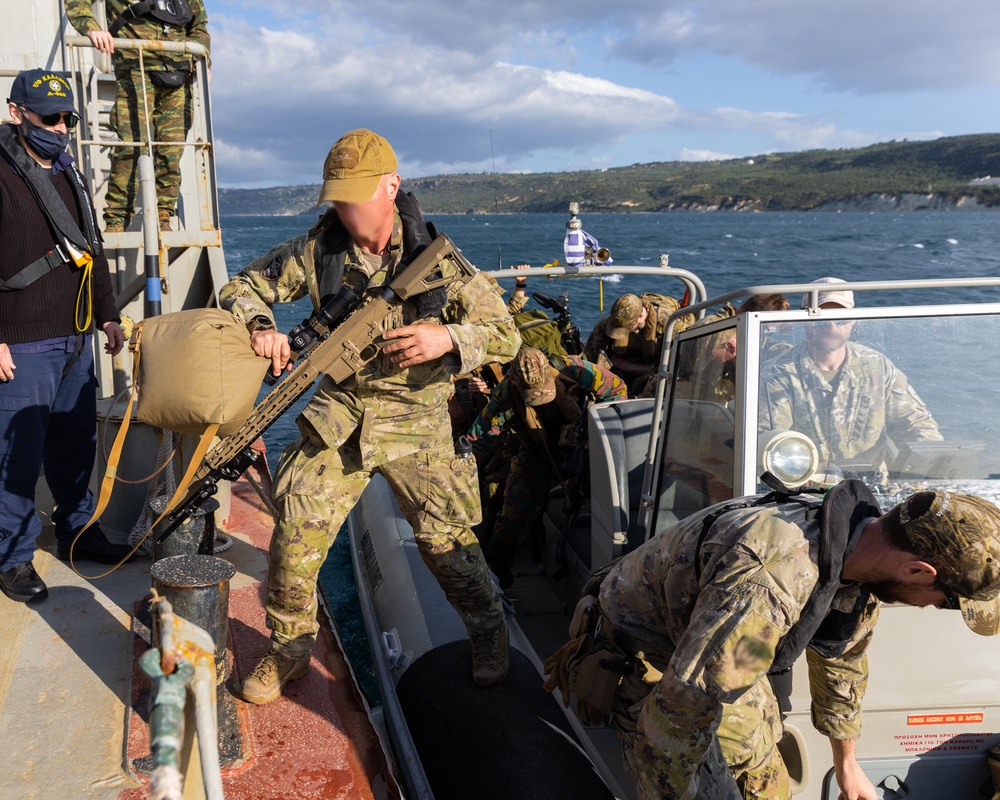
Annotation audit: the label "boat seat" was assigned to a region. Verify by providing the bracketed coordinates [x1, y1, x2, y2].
[588, 399, 656, 564]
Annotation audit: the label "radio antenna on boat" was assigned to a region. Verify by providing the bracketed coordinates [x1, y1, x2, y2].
[490, 129, 502, 270]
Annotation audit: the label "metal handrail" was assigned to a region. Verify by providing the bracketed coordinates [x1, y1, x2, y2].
[484, 262, 709, 313]
[65, 35, 207, 56]
[671, 275, 1000, 323]
[65, 35, 209, 155]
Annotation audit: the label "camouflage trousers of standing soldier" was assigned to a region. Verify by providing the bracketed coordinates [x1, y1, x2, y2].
[484, 445, 554, 568]
[106, 68, 192, 228]
[266, 435, 504, 658]
[614, 668, 791, 800]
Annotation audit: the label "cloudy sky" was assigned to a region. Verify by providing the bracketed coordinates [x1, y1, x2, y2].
[207, 0, 999, 188]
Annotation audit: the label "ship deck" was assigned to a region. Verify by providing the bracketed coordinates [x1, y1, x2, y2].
[0, 463, 392, 800]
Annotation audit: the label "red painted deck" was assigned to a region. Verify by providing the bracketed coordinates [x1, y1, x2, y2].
[118, 453, 398, 799]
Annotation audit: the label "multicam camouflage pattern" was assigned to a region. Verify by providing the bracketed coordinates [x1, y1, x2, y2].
[220, 208, 517, 648]
[469, 354, 626, 443]
[267, 437, 501, 656]
[64, 0, 211, 72]
[759, 341, 941, 466]
[584, 293, 692, 377]
[468, 354, 626, 566]
[898, 491, 1000, 634]
[599, 499, 879, 799]
[506, 290, 529, 315]
[223, 212, 521, 468]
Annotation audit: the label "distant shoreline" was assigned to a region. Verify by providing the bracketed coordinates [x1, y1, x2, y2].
[220, 199, 1000, 218]
[219, 133, 1000, 217]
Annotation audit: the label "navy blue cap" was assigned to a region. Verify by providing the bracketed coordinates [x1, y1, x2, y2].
[6, 69, 77, 116]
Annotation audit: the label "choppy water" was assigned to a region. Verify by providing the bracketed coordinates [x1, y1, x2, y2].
[220, 210, 1000, 702]
[222, 211, 1000, 467]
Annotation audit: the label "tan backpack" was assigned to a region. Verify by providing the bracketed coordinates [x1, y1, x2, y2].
[72, 309, 271, 577]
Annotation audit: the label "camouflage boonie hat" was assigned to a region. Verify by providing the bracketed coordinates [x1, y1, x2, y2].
[511, 348, 556, 406]
[900, 491, 1000, 636]
[605, 294, 643, 348]
[318, 129, 398, 205]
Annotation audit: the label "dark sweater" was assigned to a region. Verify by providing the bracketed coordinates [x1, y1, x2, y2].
[0, 130, 119, 345]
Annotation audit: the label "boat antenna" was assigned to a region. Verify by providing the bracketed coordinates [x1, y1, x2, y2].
[490, 129, 502, 270]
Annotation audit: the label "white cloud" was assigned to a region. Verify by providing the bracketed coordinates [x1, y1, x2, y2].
[207, 7, 971, 187]
[616, 0, 1000, 93]
[678, 148, 739, 162]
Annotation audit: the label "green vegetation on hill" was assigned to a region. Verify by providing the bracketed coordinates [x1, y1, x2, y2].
[218, 134, 1000, 216]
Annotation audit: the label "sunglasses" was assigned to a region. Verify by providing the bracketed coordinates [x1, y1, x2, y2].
[937, 580, 961, 610]
[812, 319, 853, 328]
[21, 106, 79, 129]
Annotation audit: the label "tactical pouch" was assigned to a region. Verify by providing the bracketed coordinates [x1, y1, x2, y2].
[567, 639, 633, 716]
[150, 70, 189, 88]
[569, 595, 600, 639]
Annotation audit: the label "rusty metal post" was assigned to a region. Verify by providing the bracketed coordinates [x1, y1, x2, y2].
[150, 555, 234, 680]
[150, 555, 245, 769]
[151, 497, 219, 562]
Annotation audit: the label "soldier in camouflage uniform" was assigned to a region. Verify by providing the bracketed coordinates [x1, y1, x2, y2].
[591, 484, 1000, 799]
[584, 293, 691, 394]
[65, 0, 210, 231]
[759, 279, 940, 468]
[220, 130, 520, 703]
[467, 348, 626, 587]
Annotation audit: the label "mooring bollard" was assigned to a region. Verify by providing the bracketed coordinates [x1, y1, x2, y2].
[150, 554, 235, 680]
[149, 554, 245, 770]
[151, 497, 220, 562]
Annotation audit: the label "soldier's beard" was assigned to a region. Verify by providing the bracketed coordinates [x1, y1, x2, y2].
[867, 579, 925, 605]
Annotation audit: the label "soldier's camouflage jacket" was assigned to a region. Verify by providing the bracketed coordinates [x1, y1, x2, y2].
[467, 354, 626, 448]
[221, 212, 519, 468]
[600, 498, 879, 773]
[65, 0, 211, 71]
[758, 341, 941, 466]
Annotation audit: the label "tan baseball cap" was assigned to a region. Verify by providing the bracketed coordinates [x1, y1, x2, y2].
[802, 277, 855, 309]
[512, 348, 557, 406]
[605, 294, 643, 348]
[899, 490, 1000, 636]
[318, 129, 398, 205]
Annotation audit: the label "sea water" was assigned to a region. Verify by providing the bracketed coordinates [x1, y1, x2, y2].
[220, 210, 1000, 701]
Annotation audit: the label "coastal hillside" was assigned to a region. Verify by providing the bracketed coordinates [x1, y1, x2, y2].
[218, 134, 1000, 216]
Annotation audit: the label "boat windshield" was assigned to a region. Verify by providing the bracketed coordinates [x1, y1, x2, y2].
[756, 311, 1000, 508]
[654, 324, 738, 532]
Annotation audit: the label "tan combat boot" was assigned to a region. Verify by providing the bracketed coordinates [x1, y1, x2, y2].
[238, 649, 311, 704]
[471, 623, 510, 687]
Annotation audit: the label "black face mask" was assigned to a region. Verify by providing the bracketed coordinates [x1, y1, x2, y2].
[20, 116, 70, 162]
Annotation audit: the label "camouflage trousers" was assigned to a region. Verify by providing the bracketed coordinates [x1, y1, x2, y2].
[106, 68, 192, 227]
[615, 668, 790, 800]
[267, 436, 503, 658]
[484, 445, 554, 568]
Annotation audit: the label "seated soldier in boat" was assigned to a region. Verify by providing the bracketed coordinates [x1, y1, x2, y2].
[759, 278, 940, 471]
[467, 347, 626, 588]
[584, 292, 692, 395]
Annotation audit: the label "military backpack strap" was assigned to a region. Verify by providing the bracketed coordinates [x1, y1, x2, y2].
[108, 0, 195, 36]
[395, 191, 449, 318]
[67, 322, 221, 579]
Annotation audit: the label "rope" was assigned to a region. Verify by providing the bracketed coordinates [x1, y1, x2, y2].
[127, 430, 179, 554]
[101, 387, 179, 485]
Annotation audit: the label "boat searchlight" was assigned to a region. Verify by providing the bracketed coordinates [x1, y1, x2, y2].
[757, 430, 820, 489]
